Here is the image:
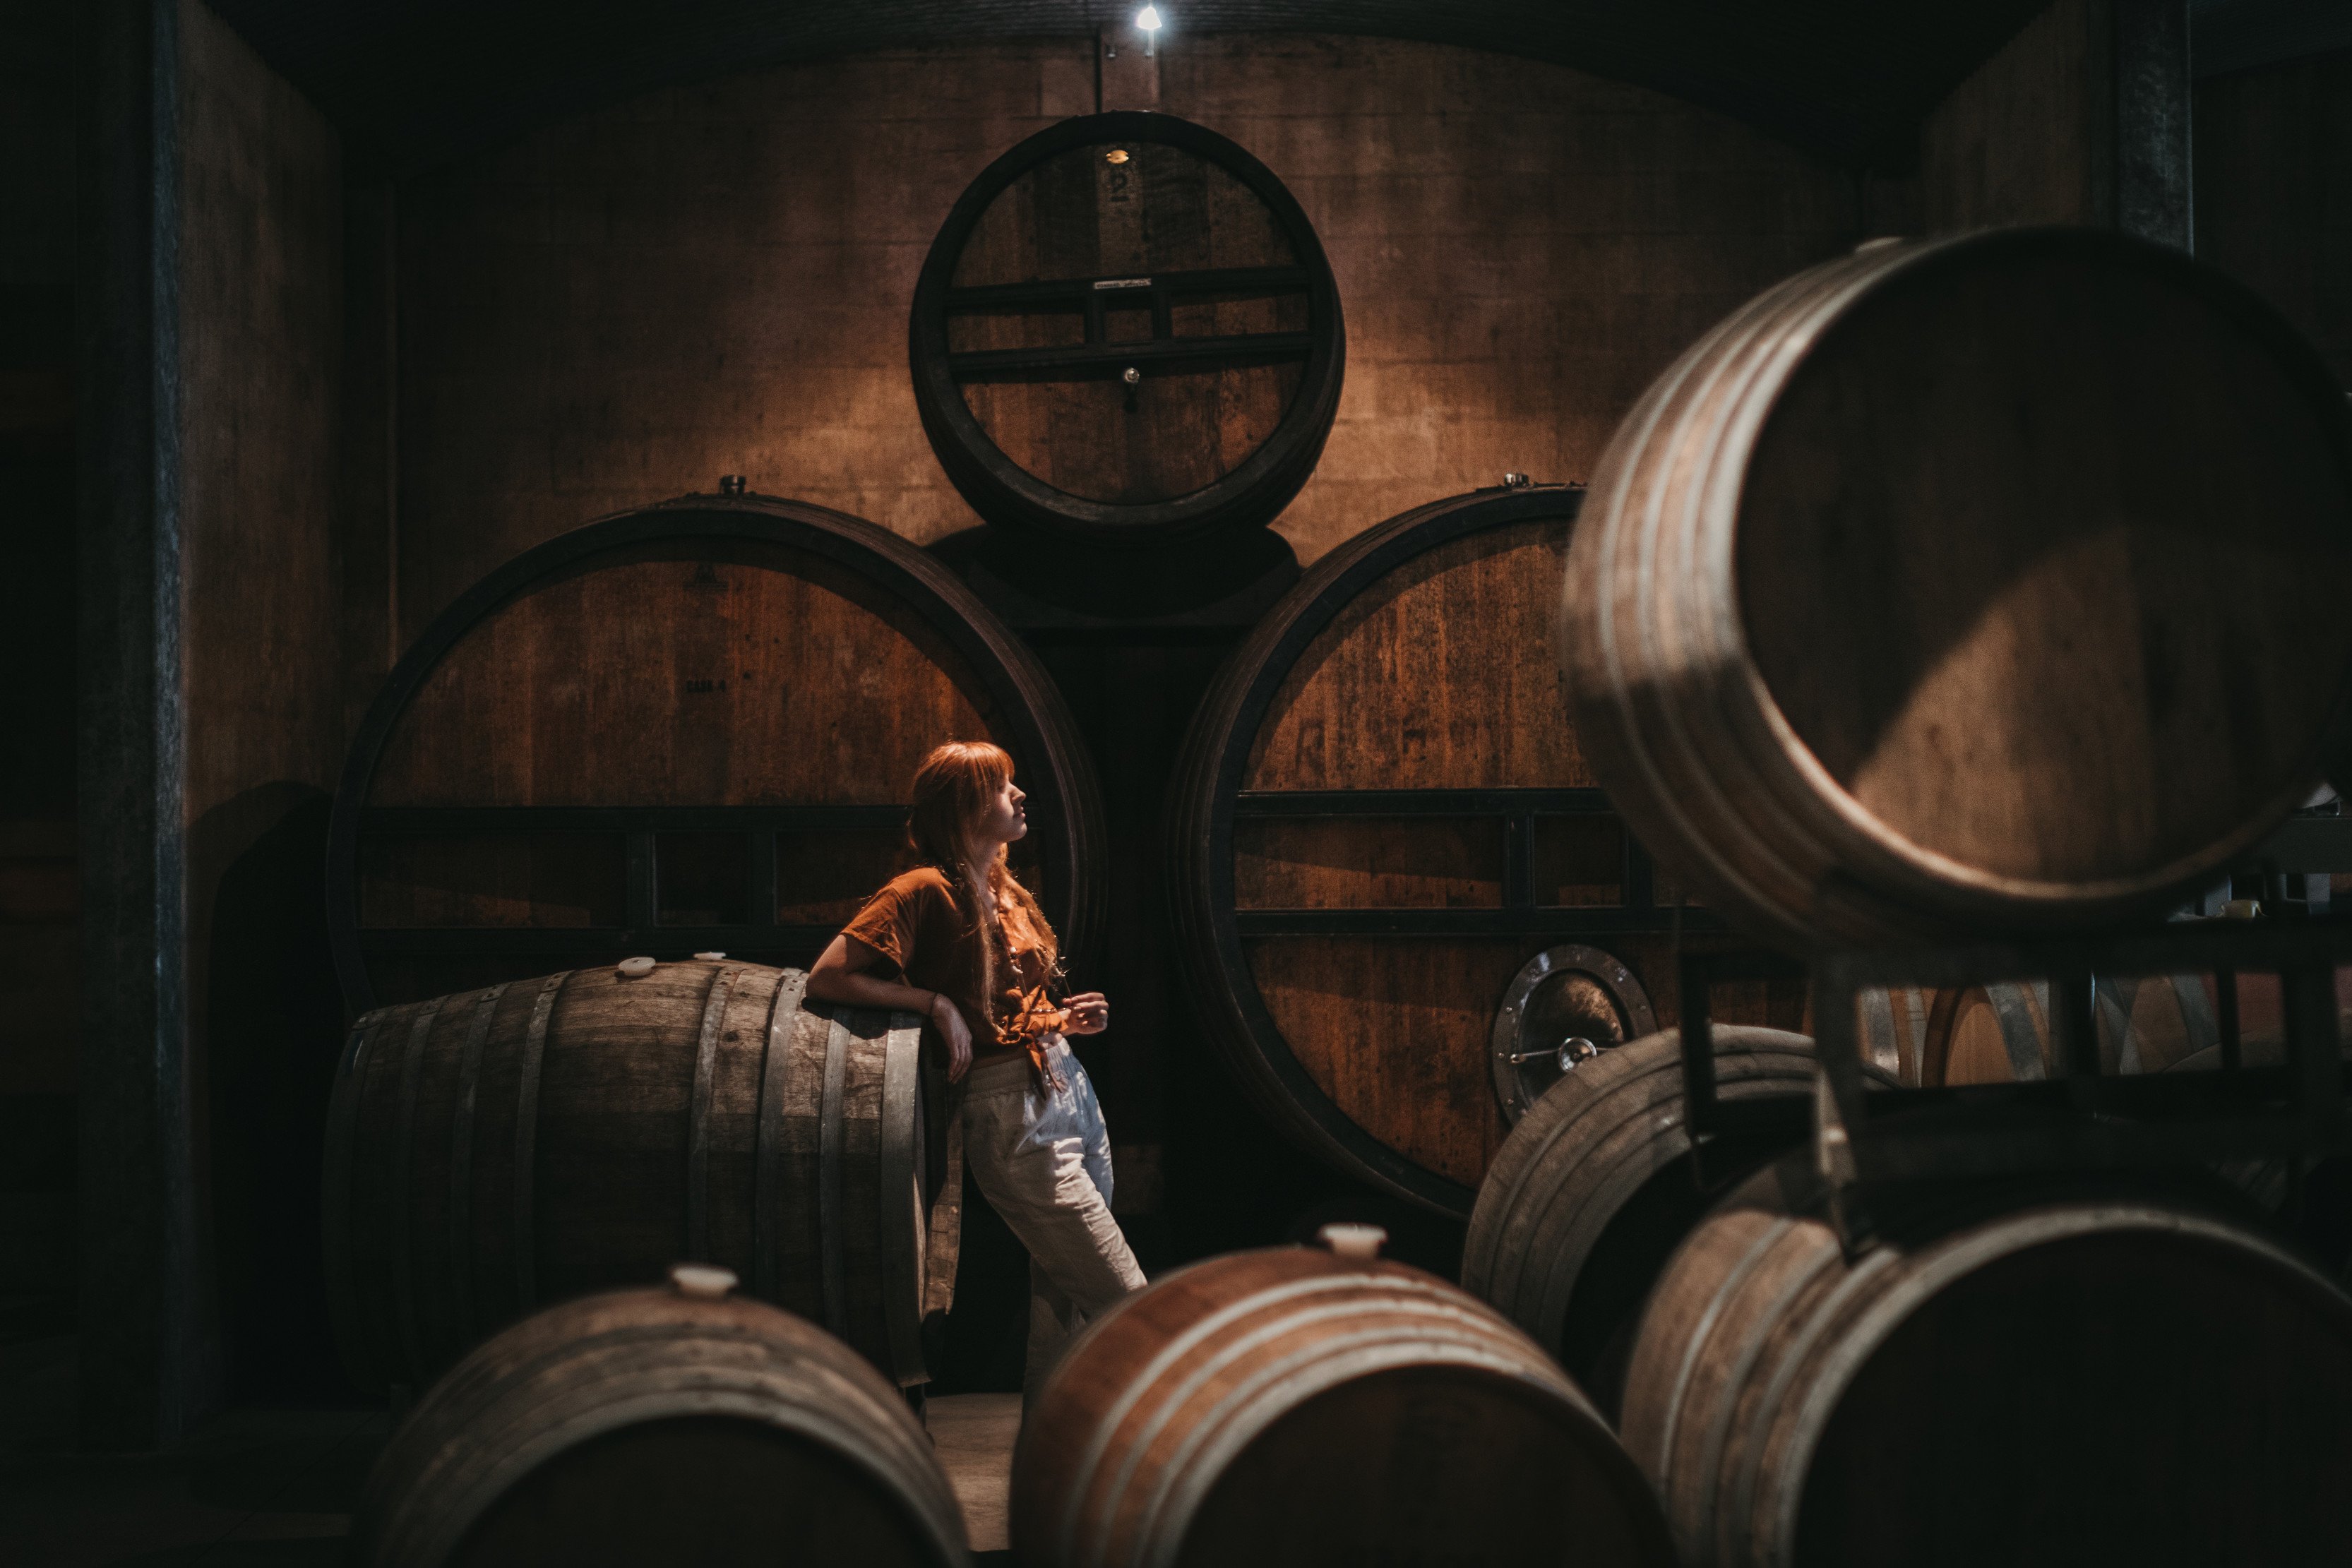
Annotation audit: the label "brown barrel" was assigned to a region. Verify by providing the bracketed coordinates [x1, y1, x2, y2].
[1169, 486, 1804, 1215]
[1464, 1028, 1894, 1416]
[1011, 1239, 1674, 1568]
[1620, 1163, 2352, 1566]
[352, 1270, 968, 1567]
[321, 959, 957, 1394]
[909, 112, 1344, 544]
[326, 491, 1104, 1011]
[1559, 227, 2352, 952]
[1801, 984, 1940, 1085]
[1922, 974, 2218, 1084]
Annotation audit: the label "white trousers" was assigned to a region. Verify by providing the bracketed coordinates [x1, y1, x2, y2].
[961, 1039, 1147, 1404]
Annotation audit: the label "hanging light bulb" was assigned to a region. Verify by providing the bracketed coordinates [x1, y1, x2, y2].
[1137, 4, 1163, 56]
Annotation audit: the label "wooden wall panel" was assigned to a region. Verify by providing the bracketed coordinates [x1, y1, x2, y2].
[2197, 49, 2352, 390]
[385, 35, 1874, 640]
[175, 0, 351, 1411]
[1921, 0, 2116, 229]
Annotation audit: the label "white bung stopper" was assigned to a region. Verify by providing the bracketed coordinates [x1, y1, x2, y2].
[693, 951, 727, 961]
[670, 1263, 739, 1299]
[1316, 1223, 1387, 1261]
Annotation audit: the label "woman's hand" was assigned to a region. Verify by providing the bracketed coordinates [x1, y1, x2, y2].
[1062, 991, 1110, 1036]
[930, 992, 974, 1082]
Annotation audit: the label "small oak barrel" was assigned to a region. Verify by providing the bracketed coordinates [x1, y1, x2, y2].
[1620, 1164, 2352, 1567]
[1169, 485, 1803, 1216]
[909, 112, 1344, 544]
[1011, 1237, 1675, 1568]
[321, 960, 958, 1394]
[327, 491, 1104, 1011]
[1559, 227, 2352, 952]
[352, 1269, 969, 1567]
[1923, 974, 2217, 1084]
[1464, 1028, 1896, 1417]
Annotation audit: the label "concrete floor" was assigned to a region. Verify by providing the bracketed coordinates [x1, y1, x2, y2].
[930, 1392, 1022, 1555]
[0, 1338, 1024, 1564]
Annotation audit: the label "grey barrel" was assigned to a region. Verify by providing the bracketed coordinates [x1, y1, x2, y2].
[352, 1269, 970, 1567]
[1619, 1163, 2352, 1567]
[322, 959, 958, 1394]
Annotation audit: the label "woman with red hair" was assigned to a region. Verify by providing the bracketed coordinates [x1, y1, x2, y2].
[806, 741, 1143, 1401]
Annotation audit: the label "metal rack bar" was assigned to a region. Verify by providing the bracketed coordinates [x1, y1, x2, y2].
[1234, 906, 1726, 938]
[945, 330, 1314, 380]
[1725, 914, 2352, 1247]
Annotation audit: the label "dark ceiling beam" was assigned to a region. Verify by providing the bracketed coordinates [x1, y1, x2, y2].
[209, 0, 2052, 179]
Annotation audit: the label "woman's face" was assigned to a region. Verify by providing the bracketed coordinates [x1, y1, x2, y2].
[971, 773, 1027, 851]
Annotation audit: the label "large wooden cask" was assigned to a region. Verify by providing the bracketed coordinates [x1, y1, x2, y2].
[1620, 1163, 2352, 1566]
[352, 1268, 969, 1567]
[1169, 486, 1804, 1215]
[1559, 227, 2352, 952]
[1464, 1028, 1893, 1417]
[1011, 1233, 1675, 1568]
[322, 959, 957, 1393]
[910, 112, 1344, 544]
[328, 492, 1104, 1010]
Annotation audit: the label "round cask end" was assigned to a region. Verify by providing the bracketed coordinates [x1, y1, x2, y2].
[1619, 1163, 2352, 1567]
[328, 491, 1103, 1012]
[1011, 1245, 1674, 1568]
[1922, 974, 2217, 1084]
[1560, 227, 2352, 952]
[1169, 485, 1805, 1214]
[911, 112, 1344, 544]
[352, 1276, 969, 1567]
[321, 960, 958, 1395]
[1464, 1028, 1895, 1418]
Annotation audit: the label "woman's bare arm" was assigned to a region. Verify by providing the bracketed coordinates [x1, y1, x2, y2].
[806, 934, 974, 1080]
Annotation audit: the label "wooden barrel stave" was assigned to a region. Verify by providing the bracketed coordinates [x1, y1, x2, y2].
[353, 1281, 969, 1567]
[1013, 1245, 1675, 1568]
[324, 960, 951, 1393]
[331, 495, 1104, 1012]
[1171, 486, 1806, 1214]
[1620, 1164, 2352, 1566]
[1562, 229, 2352, 952]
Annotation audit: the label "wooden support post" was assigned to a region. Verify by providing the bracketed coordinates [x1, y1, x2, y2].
[1921, 0, 2192, 247]
[77, 0, 210, 1449]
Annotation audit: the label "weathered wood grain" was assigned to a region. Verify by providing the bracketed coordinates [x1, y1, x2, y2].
[1013, 1245, 1673, 1568]
[1620, 1163, 2352, 1566]
[352, 1283, 967, 1567]
[1561, 229, 2352, 952]
[323, 961, 954, 1393]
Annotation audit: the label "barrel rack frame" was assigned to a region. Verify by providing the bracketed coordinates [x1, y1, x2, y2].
[1676, 916, 2352, 1250]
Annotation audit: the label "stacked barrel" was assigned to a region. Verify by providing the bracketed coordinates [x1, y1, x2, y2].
[1452, 225, 2352, 1567]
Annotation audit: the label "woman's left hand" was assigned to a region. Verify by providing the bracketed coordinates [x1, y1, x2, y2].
[1062, 992, 1110, 1036]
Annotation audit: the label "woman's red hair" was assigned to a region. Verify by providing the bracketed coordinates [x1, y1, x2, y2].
[906, 741, 1059, 979]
